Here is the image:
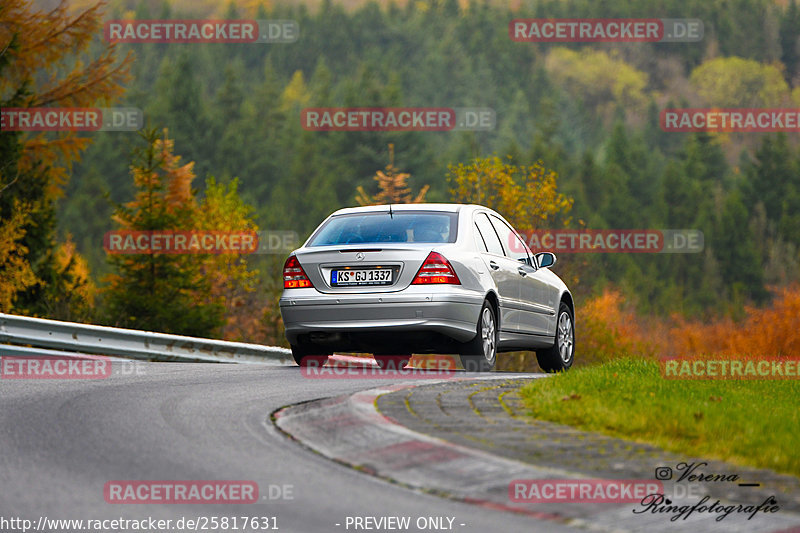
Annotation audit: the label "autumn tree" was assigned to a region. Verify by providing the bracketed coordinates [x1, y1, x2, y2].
[194, 176, 260, 341]
[544, 47, 649, 121]
[447, 156, 573, 231]
[103, 129, 225, 336]
[0, 202, 36, 311]
[355, 144, 429, 205]
[690, 57, 789, 107]
[103, 128, 260, 338]
[0, 0, 131, 318]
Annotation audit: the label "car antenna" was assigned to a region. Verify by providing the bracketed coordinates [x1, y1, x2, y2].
[389, 203, 393, 218]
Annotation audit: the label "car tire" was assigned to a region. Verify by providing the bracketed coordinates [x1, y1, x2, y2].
[459, 300, 497, 372]
[291, 344, 330, 367]
[374, 355, 410, 370]
[536, 302, 574, 372]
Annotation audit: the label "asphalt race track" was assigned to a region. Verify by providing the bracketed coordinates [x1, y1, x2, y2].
[0, 361, 579, 533]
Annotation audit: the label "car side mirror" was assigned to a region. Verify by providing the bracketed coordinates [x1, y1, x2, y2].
[536, 252, 556, 268]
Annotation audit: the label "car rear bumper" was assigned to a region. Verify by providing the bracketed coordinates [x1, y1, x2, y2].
[279, 287, 484, 349]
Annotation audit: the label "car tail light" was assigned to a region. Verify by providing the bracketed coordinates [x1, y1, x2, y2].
[283, 256, 313, 289]
[411, 252, 461, 285]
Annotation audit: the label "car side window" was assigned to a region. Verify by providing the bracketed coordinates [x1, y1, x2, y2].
[474, 213, 504, 256]
[473, 223, 489, 252]
[489, 215, 529, 262]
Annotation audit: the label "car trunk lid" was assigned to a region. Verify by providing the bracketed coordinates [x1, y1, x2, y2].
[294, 244, 434, 293]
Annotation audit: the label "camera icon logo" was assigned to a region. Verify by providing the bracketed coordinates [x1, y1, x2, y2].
[655, 466, 673, 480]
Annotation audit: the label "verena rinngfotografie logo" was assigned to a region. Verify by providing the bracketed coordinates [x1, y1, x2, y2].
[0, 107, 143, 131]
[661, 108, 800, 132]
[510, 229, 704, 254]
[637, 463, 779, 523]
[301, 107, 495, 131]
[510, 18, 703, 43]
[104, 20, 298, 43]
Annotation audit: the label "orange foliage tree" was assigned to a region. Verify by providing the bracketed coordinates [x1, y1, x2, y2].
[579, 288, 657, 363]
[1, 0, 132, 187]
[356, 144, 429, 205]
[0, 0, 132, 318]
[446, 156, 573, 230]
[0, 203, 36, 311]
[195, 177, 260, 341]
[672, 285, 800, 357]
[103, 129, 218, 335]
[575, 285, 800, 364]
[103, 129, 259, 337]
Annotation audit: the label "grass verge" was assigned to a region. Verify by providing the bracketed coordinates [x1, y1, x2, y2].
[519, 357, 800, 477]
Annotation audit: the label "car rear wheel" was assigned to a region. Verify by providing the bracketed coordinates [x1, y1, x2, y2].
[536, 302, 574, 372]
[374, 355, 410, 370]
[459, 300, 497, 372]
[291, 344, 330, 367]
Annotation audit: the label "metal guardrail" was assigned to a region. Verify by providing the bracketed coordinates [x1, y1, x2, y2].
[0, 313, 292, 364]
[0, 344, 113, 360]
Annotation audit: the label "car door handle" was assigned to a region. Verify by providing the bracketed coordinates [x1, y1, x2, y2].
[517, 266, 527, 277]
[489, 261, 500, 270]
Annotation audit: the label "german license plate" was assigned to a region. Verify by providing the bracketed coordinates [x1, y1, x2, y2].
[332, 268, 392, 286]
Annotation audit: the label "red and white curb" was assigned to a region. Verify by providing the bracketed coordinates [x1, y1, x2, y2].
[274, 378, 800, 533]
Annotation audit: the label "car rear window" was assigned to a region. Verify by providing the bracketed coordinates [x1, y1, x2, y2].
[307, 212, 457, 246]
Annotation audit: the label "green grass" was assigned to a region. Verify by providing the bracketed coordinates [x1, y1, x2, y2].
[519, 357, 800, 478]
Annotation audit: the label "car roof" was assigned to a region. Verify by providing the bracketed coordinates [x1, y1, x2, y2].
[329, 203, 487, 216]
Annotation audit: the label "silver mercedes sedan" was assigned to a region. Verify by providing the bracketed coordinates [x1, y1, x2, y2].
[279, 203, 575, 372]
